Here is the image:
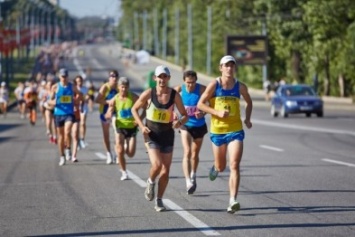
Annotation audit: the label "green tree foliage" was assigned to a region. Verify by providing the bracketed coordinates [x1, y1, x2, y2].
[118, 0, 355, 97]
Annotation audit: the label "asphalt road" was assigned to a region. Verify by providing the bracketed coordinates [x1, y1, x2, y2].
[0, 43, 354, 237]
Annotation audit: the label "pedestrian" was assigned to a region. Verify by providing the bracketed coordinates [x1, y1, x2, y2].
[95, 70, 119, 164]
[105, 77, 145, 180]
[263, 79, 271, 101]
[197, 55, 253, 213]
[174, 70, 207, 195]
[131, 65, 188, 212]
[49, 68, 83, 166]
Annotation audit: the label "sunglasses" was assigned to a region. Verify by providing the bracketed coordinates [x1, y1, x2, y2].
[157, 74, 169, 79]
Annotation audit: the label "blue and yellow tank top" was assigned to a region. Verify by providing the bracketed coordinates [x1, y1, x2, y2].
[181, 83, 205, 127]
[146, 88, 176, 132]
[99, 83, 118, 114]
[209, 78, 242, 134]
[54, 82, 74, 116]
[114, 92, 135, 129]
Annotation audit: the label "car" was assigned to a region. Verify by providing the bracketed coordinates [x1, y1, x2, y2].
[270, 84, 323, 118]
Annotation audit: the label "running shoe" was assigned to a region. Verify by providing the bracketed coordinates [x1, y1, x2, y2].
[65, 149, 71, 161]
[53, 137, 57, 144]
[120, 171, 128, 181]
[187, 178, 197, 195]
[59, 156, 66, 166]
[209, 165, 219, 181]
[79, 139, 86, 149]
[227, 201, 240, 214]
[155, 199, 166, 212]
[106, 152, 113, 164]
[144, 179, 155, 201]
[72, 157, 78, 163]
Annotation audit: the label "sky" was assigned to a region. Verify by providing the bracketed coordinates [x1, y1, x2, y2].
[59, 0, 120, 18]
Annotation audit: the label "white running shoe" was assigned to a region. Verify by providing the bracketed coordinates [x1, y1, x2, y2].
[227, 201, 240, 214]
[106, 152, 113, 164]
[65, 149, 71, 161]
[155, 198, 166, 212]
[120, 171, 128, 181]
[59, 156, 66, 166]
[79, 139, 86, 149]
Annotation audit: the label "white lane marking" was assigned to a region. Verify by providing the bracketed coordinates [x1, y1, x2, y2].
[322, 159, 355, 167]
[259, 145, 284, 152]
[95, 152, 106, 160]
[253, 119, 355, 136]
[126, 170, 148, 188]
[164, 199, 221, 236]
[94, 154, 220, 236]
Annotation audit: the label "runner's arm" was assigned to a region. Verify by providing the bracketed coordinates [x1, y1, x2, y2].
[131, 89, 150, 132]
[94, 85, 108, 105]
[239, 82, 253, 129]
[173, 92, 188, 129]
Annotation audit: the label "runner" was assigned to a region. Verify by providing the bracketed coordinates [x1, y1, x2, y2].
[43, 80, 57, 144]
[24, 80, 38, 126]
[70, 79, 84, 162]
[86, 80, 96, 112]
[95, 70, 119, 164]
[197, 55, 253, 213]
[14, 82, 26, 119]
[75, 75, 89, 149]
[105, 77, 145, 180]
[49, 68, 83, 166]
[38, 80, 48, 122]
[131, 65, 188, 212]
[174, 70, 207, 195]
[0, 82, 9, 118]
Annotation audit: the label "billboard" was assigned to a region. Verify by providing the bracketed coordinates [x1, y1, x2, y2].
[226, 35, 268, 65]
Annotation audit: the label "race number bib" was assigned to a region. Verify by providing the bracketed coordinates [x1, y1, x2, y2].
[215, 97, 236, 116]
[185, 105, 198, 116]
[60, 95, 72, 103]
[151, 108, 171, 123]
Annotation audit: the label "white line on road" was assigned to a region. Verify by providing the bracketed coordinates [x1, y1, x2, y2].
[164, 199, 221, 236]
[94, 153, 221, 236]
[253, 119, 355, 136]
[259, 145, 284, 152]
[322, 159, 355, 167]
[95, 152, 106, 160]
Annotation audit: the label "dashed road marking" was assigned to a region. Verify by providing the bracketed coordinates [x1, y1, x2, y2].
[259, 145, 284, 152]
[322, 159, 355, 167]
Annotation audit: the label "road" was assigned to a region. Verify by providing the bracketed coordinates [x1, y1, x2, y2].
[0, 43, 354, 237]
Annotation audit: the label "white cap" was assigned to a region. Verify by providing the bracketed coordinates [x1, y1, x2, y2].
[154, 65, 170, 76]
[1, 81, 5, 86]
[219, 55, 236, 65]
